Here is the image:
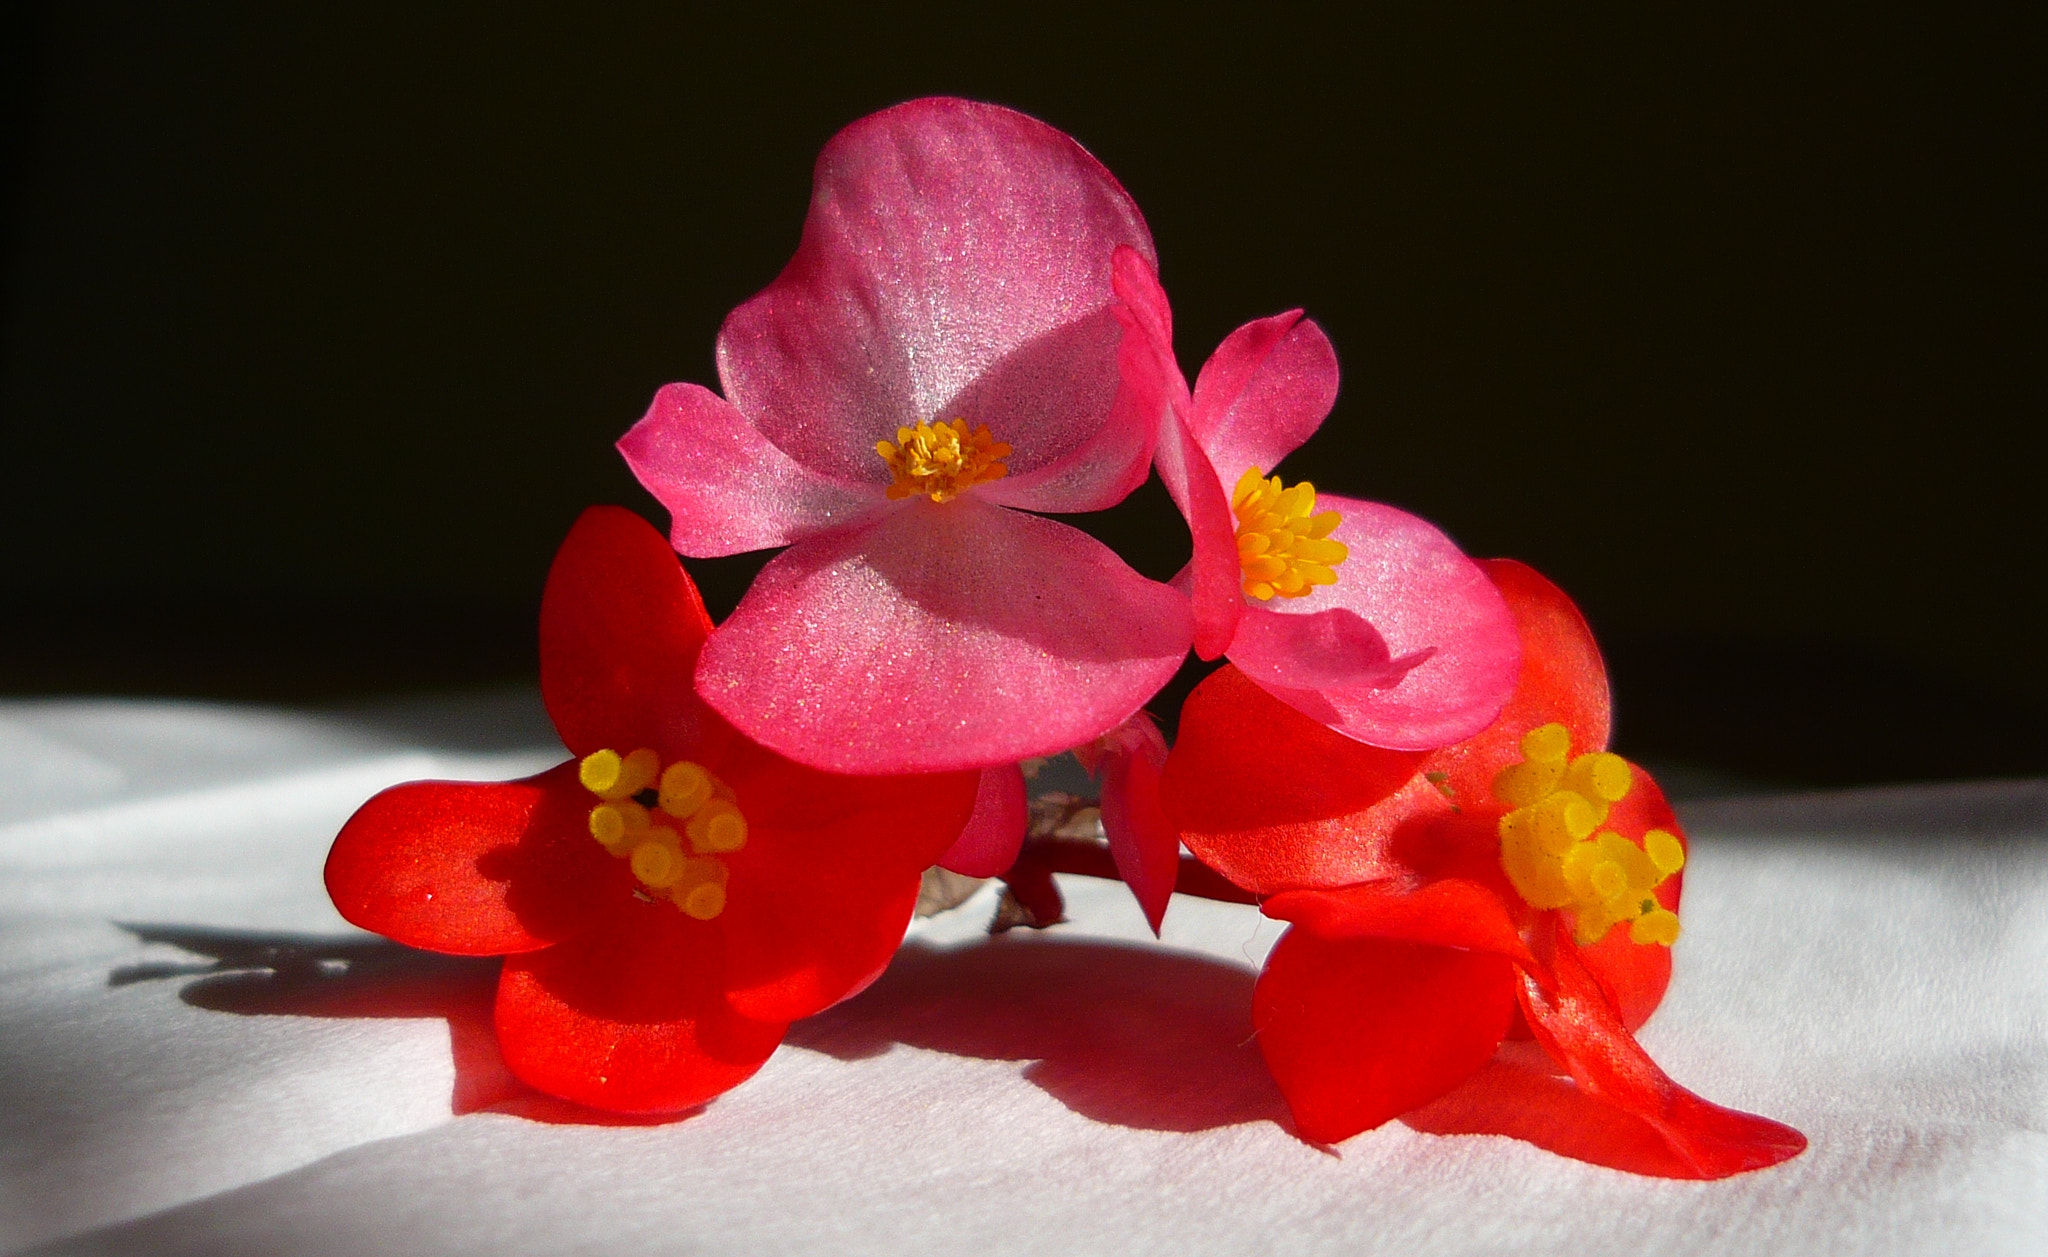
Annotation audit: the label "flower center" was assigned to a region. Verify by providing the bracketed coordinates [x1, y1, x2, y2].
[876, 419, 1011, 503]
[1231, 468, 1349, 600]
[1491, 723, 1685, 946]
[579, 747, 748, 920]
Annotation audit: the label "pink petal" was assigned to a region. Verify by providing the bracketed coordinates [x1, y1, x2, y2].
[618, 383, 885, 558]
[1228, 603, 1433, 693]
[1189, 311, 1339, 483]
[939, 763, 1029, 877]
[1238, 494, 1521, 751]
[716, 98, 1156, 506]
[1154, 408, 1242, 660]
[1095, 714, 1180, 934]
[696, 496, 1193, 774]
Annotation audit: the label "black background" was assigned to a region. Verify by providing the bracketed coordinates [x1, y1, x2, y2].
[2, 4, 2041, 789]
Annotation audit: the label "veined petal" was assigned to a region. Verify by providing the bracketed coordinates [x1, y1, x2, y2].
[697, 497, 1192, 774]
[496, 909, 786, 1114]
[1188, 310, 1339, 482]
[1517, 915, 1806, 1179]
[716, 98, 1155, 498]
[1239, 494, 1520, 751]
[324, 765, 613, 956]
[1254, 930, 1518, 1145]
[538, 506, 741, 764]
[938, 763, 1029, 878]
[1096, 713, 1179, 935]
[619, 383, 886, 557]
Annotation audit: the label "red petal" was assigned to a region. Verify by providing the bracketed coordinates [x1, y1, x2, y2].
[1097, 714, 1179, 935]
[538, 506, 738, 763]
[937, 763, 1029, 878]
[496, 907, 788, 1114]
[1254, 929, 1518, 1144]
[1517, 916, 1807, 1179]
[324, 764, 611, 955]
[1571, 764, 1685, 1029]
[1164, 664, 1426, 894]
[1415, 558, 1612, 809]
[711, 750, 976, 1022]
[1261, 879, 1534, 966]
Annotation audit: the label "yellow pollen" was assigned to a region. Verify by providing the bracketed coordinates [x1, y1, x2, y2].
[580, 748, 747, 918]
[1230, 467, 1349, 600]
[876, 418, 1011, 503]
[1491, 723, 1686, 946]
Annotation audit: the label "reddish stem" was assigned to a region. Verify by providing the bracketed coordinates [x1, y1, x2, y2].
[995, 835, 1258, 929]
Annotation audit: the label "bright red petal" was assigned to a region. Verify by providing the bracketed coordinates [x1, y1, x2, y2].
[1517, 916, 1807, 1179]
[1098, 714, 1179, 935]
[1164, 664, 1426, 894]
[1255, 929, 1518, 1144]
[325, 764, 611, 955]
[1261, 879, 1534, 966]
[496, 906, 788, 1114]
[538, 505, 738, 763]
[1416, 558, 1612, 808]
[716, 98, 1155, 508]
[939, 763, 1029, 878]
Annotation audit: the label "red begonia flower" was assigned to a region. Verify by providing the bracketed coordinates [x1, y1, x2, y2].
[620, 98, 1191, 776]
[1161, 559, 1806, 1178]
[325, 507, 979, 1114]
[1115, 249, 1520, 751]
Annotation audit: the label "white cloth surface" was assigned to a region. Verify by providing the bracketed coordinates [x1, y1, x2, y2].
[1, 694, 2044, 1255]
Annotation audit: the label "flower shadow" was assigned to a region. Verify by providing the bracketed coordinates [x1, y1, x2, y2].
[786, 936, 1290, 1134]
[109, 923, 693, 1127]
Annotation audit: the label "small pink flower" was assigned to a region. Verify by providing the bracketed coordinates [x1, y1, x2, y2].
[1114, 250, 1522, 750]
[622, 98, 1191, 775]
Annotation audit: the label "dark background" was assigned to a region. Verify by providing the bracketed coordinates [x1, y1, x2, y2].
[2, 4, 2041, 790]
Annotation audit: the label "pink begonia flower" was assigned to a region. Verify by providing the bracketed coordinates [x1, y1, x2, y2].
[621, 98, 1192, 776]
[1113, 249, 1522, 751]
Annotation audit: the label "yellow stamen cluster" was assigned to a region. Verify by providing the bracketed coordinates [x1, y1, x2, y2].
[876, 418, 1012, 503]
[1493, 723, 1685, 946]
[1231, 468, 1349, 600]
[579, 747, 748, 921]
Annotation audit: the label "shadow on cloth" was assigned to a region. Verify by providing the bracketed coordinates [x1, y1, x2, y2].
[109, 923, 689, 1127]
[109, 923, 1694, 1168]
[786, 936, 1289, 1134]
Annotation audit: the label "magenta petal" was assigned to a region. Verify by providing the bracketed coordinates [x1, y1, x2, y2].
[1097, 714, 1179, 935]
[1240, 494, 1521, 750]
[939, 763, 1029, 877]
[1154, 408, 1242, 660]
[715, 98, 1155, 498]
[697, 497, 1193, 774]
[619, 383, 886, 557]
[1189, 311, 1339, 483]
[1230, 603, 1433, 693]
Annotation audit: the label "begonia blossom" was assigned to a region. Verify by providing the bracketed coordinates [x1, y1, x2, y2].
[620, 98, 1191, 776]
[1113, 250, 1522, 752]
[325, 507, 978, 1113]
[1160, 559, 1806, 1177]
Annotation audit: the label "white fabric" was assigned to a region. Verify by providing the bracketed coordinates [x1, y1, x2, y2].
[1, 694, 2044, 1255]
